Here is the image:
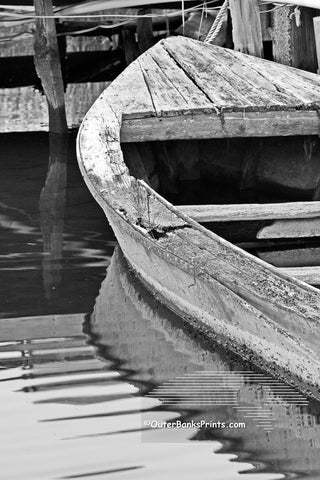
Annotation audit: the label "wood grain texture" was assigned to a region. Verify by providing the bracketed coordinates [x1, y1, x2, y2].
[314, 16, 320, 73]
[107, 60, 155, 119]
[178, 202, 320, 222]
[163, 36, 320, 109]
[0, 82, 110, 132]
[120, 110, 320, 142]
[33, 0, 67, 133]
[229, 0, 264, 58]
[138, 44, 214, 115]
[258, 218, 320, 239]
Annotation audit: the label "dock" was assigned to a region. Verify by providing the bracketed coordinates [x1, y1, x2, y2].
[0, 82, 109, 133]
[119, 36, 320, 142]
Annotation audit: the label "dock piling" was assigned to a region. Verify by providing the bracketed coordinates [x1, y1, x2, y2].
[33, 0, 68, 133]
[137, 8, 154, 54]
[229, 0, 264, 57]
[313, 16, 320, 73]
[122, 28, 138, 65]
[272, 6, 319, 72]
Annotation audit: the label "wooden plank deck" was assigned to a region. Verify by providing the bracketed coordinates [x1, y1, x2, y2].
[118, 36, 320, 142]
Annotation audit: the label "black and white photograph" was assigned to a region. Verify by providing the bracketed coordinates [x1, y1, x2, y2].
[2, 0, 320, 479]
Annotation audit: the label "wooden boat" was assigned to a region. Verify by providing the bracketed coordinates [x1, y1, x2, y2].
[77, 36, 320, 398]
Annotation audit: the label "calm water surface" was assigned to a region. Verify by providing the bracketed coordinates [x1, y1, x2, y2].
[1, 132, 320, 480]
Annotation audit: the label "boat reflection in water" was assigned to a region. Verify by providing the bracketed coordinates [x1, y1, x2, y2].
[91, 247, 320, 480]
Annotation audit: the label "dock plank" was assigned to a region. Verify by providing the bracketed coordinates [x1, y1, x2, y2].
[0, 82, 110, 133]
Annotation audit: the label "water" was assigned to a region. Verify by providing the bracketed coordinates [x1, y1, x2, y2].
[1, 132, 320, 480]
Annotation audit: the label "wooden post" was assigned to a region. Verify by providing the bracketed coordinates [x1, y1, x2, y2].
[33, 0, 68, 133]
[122, 28, 138, 65]
[137, 8, 154, 54]
[229, 0, 264, 58]
[228, 1, 263, 196]
[271, 6, 320, 72]
[313, 16, 320, 73]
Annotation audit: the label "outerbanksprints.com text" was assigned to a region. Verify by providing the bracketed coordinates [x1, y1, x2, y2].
[144, 420, 246, 429]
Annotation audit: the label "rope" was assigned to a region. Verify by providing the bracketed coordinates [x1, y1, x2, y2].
[204, 0, 229, 44]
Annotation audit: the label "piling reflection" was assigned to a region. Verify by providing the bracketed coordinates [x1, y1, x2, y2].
[90, 247, 320, 479]
[39, 133, 68, 299]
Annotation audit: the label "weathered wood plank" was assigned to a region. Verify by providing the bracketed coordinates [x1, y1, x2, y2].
[258, 246, 320, 268]
[162, 37, 256, 110]
[202, 45, 294, 107]
[314, 16, 320, 73]
[191, 34, 320, 98]
[280, 266, 320, 285]
[147, 43, 214, 112]
[0, 82, 110, 132]
[229, 0, 264, 58]
[107, 61, 155, 119]
[164, 36, 320, 109]
[177, 202, 320, 222]
[120, 110, 320, 141]
[230, 47, 320, 105]
[258, 218, 320, 239]
[137, 47, 213, 116]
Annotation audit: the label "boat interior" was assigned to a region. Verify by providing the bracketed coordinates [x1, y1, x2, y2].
[122, 135, 320, 283]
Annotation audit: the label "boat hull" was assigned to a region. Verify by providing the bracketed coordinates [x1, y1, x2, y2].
[102, 201, 320, 398]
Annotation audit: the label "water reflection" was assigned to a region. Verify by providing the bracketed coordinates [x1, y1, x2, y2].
[0, 249, 282, 480]
[90, 247, 320, 480]
[0, 132, 114, 318]
[2, 131, 320, 479]
[39, 133, 68, 298]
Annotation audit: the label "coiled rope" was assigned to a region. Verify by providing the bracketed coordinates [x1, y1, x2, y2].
[204, 0, 229, 44]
